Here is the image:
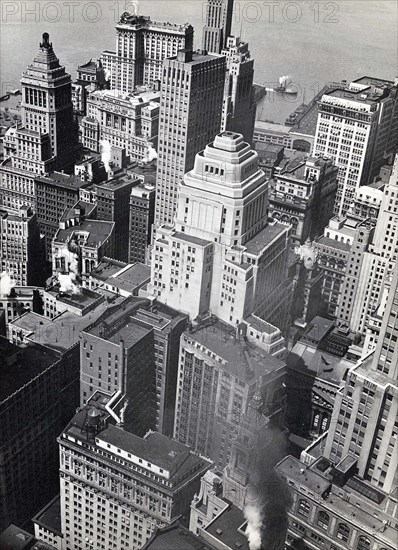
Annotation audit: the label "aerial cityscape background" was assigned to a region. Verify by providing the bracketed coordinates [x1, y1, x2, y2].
[0, 1, 397, 549]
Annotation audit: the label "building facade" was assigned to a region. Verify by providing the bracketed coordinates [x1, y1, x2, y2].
[101, 13, 193, 92]
[221, 36, 255, 145]
[154, 50, 226, 226]
[269, 154, 338, 246]
[0, 205, 42, 286]
[202, 0, 234, 54]
[151, 132, 292, 332]
[57, 394, 211, 550]
[129, 182, 155, 264]
[81, 87, 160, 162]
[313, 77, 398, 217]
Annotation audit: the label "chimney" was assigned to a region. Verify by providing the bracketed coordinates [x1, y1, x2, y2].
[177, 49, 193, 63]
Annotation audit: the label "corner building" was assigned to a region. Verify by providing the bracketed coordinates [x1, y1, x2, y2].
[58, 394, 212, 550]
[150, 132, 292, 332]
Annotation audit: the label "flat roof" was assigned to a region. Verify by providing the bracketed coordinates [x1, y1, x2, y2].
[244, 222, 288, 255]
[287, 342, 349, 386]
[0, 524, 35, 550]
[316, 235, 351, 252]
[188, 318, 285, 382]
[0, 336, 59, 402]
[254, 120, 291, 134]
[245, 314, 280, 335]
[54, 219, 114, 247]
[33, 495, 62, 537]
[11, 295, 126, 352]
[142, 522, 215, 550]
[103, 263, 151, 292]
[205, 505, 249, 550]
[275, 455, 331, 495]
[36, 172, 90, 191]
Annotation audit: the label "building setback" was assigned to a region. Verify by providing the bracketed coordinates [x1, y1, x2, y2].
[155, 50, 226, 226]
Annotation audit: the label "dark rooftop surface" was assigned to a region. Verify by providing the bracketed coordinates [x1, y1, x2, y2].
[205, 504, 249, 550]
[0, 524, 35, 550]
[244, 221, 288, 255]
[143, 523, 215, 550]
[54, 219, 114, 247]
[98, 426, 192, 472]
[36, 171, 90, 191]
[188, 318, 285, 382]
[315, 235, 351, 252]
[287, 342, 350, 385]
[0, 336, 59, 402]
[32, 495, 62, 536]
[61, 200, 97, 221]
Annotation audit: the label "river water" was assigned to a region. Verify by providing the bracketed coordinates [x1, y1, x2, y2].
[1, 0, 397, 123]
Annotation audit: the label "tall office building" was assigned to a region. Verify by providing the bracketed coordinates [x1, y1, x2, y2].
[173, 319, 287, 470]
[0, 33, 80, 210]
[202, 0, 234, 54]
[151, 132, 292, 333]
[275, 266, 398, 550]
[313, 77, 398, 217]
[0, 206, 42, 286]
[101, 13, 193, 93]
[155, 50, 226, 226]
[221, 36, 255, 144]
[129, 182, 156, 264]
[342, 154, 398, 344]
[56, 393, 211, 550]
[20, 32, 80, 170]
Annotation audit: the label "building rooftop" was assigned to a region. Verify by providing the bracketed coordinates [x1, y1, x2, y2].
[0, 524, 53, 550]
[10, 293, 126, 353]
[54, 219, 114, 248]
[287, 342, 350, 386]
[204, 504, 249, 550]
[188, 318, 285, 383]
[142, 522, 215, 550]
[254, 120, 291, 135]
[0, 336, 59, 403]
[36, 172, 90, 191]
[315, 235, 351, 252]
[32, 495, 62, 537]
[276, 454, 331, 496]
[94, 261, 151, 293]
[245, 314, 280, 335]
[244, 221, 288, 255]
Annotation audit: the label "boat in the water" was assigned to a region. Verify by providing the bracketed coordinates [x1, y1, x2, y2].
[9, 89, 21, 95]
[0, 94, 10, 102]
[274, 75, 297, 95]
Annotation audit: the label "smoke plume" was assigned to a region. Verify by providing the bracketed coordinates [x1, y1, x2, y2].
[244, 503, 263, 550]
[0, 271, 15, 296]
[100, 139, 112, 172]
[55, 245, 81, 295]
[143, 143, 157, 163]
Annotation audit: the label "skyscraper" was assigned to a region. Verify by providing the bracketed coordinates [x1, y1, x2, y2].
[20, 32, 80, 170]
[313, 77, 398, 217]
[151, 131, 292, 333]
[56, 393, 211, 550]
[221, 36, 255, 144]
[154, 50, 226, 226]
[101, 13, 193, 93]
[202, 0, 234, 54]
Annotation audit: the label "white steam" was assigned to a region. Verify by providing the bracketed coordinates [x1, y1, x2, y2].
[279, 75, 289, 85]
[143, 143, 157, 163]
[100, 139, 112, 172]
[104, 68, 111, 82]
[55, 246, 81, 295]
[0, 271, 15, 296]
[244, 503, 263, 550]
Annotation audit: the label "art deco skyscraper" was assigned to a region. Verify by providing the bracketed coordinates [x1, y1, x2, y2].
[221, 36, 255, 144]
[202, 0, 234, 54]
[154, 50, 226, 226]
[20, 32, 80, 170]
[151, 131, 292, 333]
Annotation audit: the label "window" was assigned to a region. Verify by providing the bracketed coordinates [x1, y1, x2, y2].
[357, 536, 371, 550]
[336, 523, 350, 542]
[298, 499, 310, 518]
[317, 511, 329, 530]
